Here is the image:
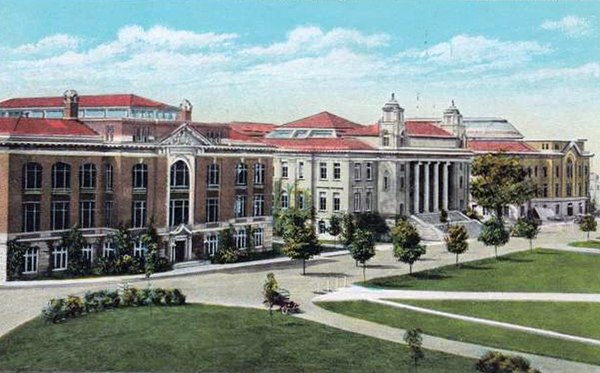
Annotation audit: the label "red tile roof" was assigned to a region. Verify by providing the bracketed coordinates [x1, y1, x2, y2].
[280, 111, 363, 130]
[0, 94, 176, 109]
[345, 123, 380, 136]
[263, 137, 373, 151]
[0, 117, 99, 137]
[405, 121, 454, 138]
[467, 140, 538, 153]
[229, 122, 276, 137]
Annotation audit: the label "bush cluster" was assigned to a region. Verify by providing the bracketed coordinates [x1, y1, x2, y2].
[41, 287, 186, 323]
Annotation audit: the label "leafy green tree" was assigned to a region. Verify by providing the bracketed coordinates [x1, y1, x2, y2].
[392, 219, 426, 274]
[62, 226, 90, 276]
[350, 229, 376, 281]
[403, 328, 424, 373]
[141, 221, 161, 278]
[281, 209, 322, 275]
[262, 272, 279, 326]
[445, 224, 469, 265]
[478, 217, 510, 258]
[214, 225, 238, 264]
[6, 240, 30, 280]
[328, 215, 342, 247]
[354, 212, 389, 241]
[476, 351, 540, 373]
[511, 217, 540, 251]
[471, 154, 536, 219]
[579, 214, 597, 241]
[113, 224, 134, 258]
[340, 213, 356, 248]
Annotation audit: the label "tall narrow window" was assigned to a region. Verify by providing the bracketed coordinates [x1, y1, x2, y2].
[235, 228, 247, 249]
[235, 163, 248, 185]
[22, 202, 40, 232]
[104, 201, 113, 228]
[353, 192, 361, 212]
[234, 195, 247, 218]
[170, 161, 189, 189]
[207, 164, 220, 187]
[319, 191, 327, 211]
[383, 171, 390, 191]
[51, 201, 69, 230]
[298, 161, 305, 179]
[206, 198, 219, 222]
[280, 191, 289, 209]
[133, 164, 148, 190]
[82, 244, 94, 263]
[320, 162, 328, 179]
[333, 192, 341, 212]
[52, 247, 68, 271]
[169, 199, 189, 226]
[204, 234, 219, 256]
[104, 164, 113, 191]
[366, 162, 373, 180]
[79, 164, 97, 189]
[254, 228, 264, 248]
[333, 163, 341, 180]
[281, 161, 289, 178]
[254, 163, 265, 185]
[297, 193, 304, 209]
[79, 201, 95, 228]
[52, 163, 71, 190]
[23, 163, 42, 190]
[103, 240, 115, 258]
[132, 200, 147, 228]
[365, 191, 373, 212]
[253, 194, 265, 216]
[354, 163, 362, 181]
[23, 248, 38, 274]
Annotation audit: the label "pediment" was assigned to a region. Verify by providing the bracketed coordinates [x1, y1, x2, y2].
[170, 223, 192, 235]
[161, 123, 212, 147]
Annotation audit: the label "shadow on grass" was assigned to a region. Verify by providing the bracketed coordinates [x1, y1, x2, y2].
[366, 264, 399, 269]
[496, 256, 534, 263]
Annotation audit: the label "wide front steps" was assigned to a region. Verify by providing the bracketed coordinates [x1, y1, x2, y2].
[172, 260, 211, 270]
[409, 211, 482, 241]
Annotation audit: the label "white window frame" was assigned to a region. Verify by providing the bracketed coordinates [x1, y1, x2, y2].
[319, 162, 328, 180]
[235, 228, 247, 250]
[319, 191, 327, 211]
[333, 192, 341, 212]
[333, 162, 341, 180]
[52, 247, 68, 271]
[353, 192, 362, 212]
[204, 233, 219, 256]
[82, 244, 94, 262]
[253, 194, 264, 216]
[207, 164, 220, 187]
[23, 247, 38, 274]
[254, 163, 265, 185]
[133, 240, 147, 258]
[354, 163, 362, 181]
[253, 228, 264, 248]
[206, 197, 219, 223]
[234, 195, 247, 218]
[281, 191, 289, 209]
[298, 161, 305, 179]
[103, 240, 115, 258]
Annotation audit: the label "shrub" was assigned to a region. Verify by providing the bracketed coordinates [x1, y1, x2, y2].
[41, 298, 67, 323]
[476, 351, 540, 373]
[172, 289, 186, 305]
[64, 296, 85, 318]
[121, 287, 139, 307]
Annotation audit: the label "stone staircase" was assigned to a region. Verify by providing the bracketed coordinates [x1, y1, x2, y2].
[409, 211, 482, 241]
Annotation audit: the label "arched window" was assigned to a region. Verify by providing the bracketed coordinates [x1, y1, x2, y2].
[104, 164, 114, 191]
[23, 162, 42, 190]
[79, 163, 97, 189]
[52, 163, 71, 190]
[280, 191, 289, 209]
[383, 171, 390, 191]
[170, 160, 189, 189]
[235, 163, 248, 185]
[207, 164, 220, 187]
[133, 164, 148, 190]
[567, 159, 574, 179]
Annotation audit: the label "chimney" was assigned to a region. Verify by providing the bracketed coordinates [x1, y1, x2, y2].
[177, 99, 193, 121]
[63, 89, 79, 119]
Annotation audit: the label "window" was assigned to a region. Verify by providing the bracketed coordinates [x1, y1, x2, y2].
[104, 201, 113, 228]
[235, 229, 247, 250]
[206, 198, 219, 222]
[133, 240, 147, 258]
[555, 166, 560, 178]
[353, 192, 361, 212]
[235, 163, 248, 185]
[132, 200, 147, 228]
[555, 183, 560, 197]
[204, 234, 219, 256]
[298, 162, 305, 179]
[23, 163, 42, 190]
[281, 191, 289, 209]
[23, 248, 38, 274]
[207, 164, 220, 187]
[281, 161, 289, 178]
[133, 126, 150, 142]
[133, 164, 148, 190]
[383, 171, 390, 191]
[534, 167, 538, 178]
[169, 199, 189, 226]
[543, 167, 548, 178]
[459, 176, 464, 189]
[366, 162, 373, 180]
[103, 240, 115, 258]
[543, 184, 548, 197]
[170, 161, 189, 189]
[354, 163, 362, 181]
[567, 184, 573, 197]
[318, 220, 326, 234]
[22, 202, 40, 232]
[79, 201, 95, 228]
[79, 164, 97, 189]
[104, 164, 113, 191]
[567, 160, 574, 179]
[399, 177, 405, 191]
[52, 247, 68, 271]
[320, 162, 328, 179]
[382, 133, 390, 147]
[254, 228, 264, 248]
[297, 193, 304, 209]
[234, 195, 247, 218]
[555, 204, 560, 214]
[365, 191, 373, 212]
[52, 163, 70, 190]
[333, 193, 341, 212]
[254, 163, 265, 185]
[253, 194, 265, 216]
[82, 244, 93, 263]
[319, 191, 327, 211]
[51, 201, 69, 230]
[333, 163, 341, 180]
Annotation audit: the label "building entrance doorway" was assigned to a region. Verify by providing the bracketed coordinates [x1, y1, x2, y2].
[174, 240, 186, 263]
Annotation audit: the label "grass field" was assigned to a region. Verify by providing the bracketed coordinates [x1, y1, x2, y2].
[0, 304, 476, 372]
[362, 249, 600, 293]
[318, 301, 600, 366]
[568, 240, 600, 249]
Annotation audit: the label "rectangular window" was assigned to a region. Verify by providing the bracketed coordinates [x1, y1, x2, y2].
[333, 162, 341, 180]
[333, 192, 341, 212]
[204, 233, 219, 257]
[366, 162, 373, 180]
[543, 184, 548, 198]
[103, 240, 115, 258]
[235, 164, 248, 185]
[354, 163, 362, 181]
[353, 192, 361, 212]
[132, 200, 147, 228]
[543, 167, 548, 178]
[23, 248, 38, 274]
[555, 183, 560, 197]
[51, 201, 69, 230]
[319, 191, 327, 211]
[253, 228, 264, 248]
[80, 164, 97, 189]
[22, 202, 40, 232]
[169, 199, 189, 226]
[320, 162, 328, 179]
[365, 191, 373, 212]
[133, 240, 147, 258]
[298, 162, 305, 179]
[82, 244, 93, 263]
[133, 164, 148, 190]
[254, 164, 265, 185]
[253, 194, 265, 216]
[207, 164, 220, 187]
[555, 166, 560, 178]
[234, 195, 247, 218]
[104, 201, 113, 228]
[400, 177, 405, 191]
[206, 198, 219, 222]
[79, 201, 95, 228]
[235, 229, 247, 250]
[52, 247, 68, 271]
[318, 220, 326, 234]
[104, 164, 113, 191]
[281, 161, 289, 178]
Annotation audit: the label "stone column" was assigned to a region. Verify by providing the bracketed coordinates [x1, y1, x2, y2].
[424, 162, 430, 213]
[413, 162, 420, 214]
[443, 162, 450, 210]
[433, 162, 440, 212]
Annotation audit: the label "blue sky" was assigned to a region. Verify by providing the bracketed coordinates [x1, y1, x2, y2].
[1, 0, 600, 166]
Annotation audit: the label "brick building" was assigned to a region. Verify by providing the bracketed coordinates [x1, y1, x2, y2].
[0, 90, 273, 281]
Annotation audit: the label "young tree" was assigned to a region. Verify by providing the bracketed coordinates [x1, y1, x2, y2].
[350, 229, 376, 281]
[471, 154, 536, 219]
[478, 217, 509, 258]
[214, 225, 238, 264]
[579, 214, 597, 241]
[262, 272, 279, 326]
[354, 212, 389, 241]
[62, 226, 90, 276]
[392, 219, 426, 274]
[141, 221, 161, 278]
[403, 328, 424, 373]
[511, 217, 540, 251]
[445, 224, 469, 266]
[281, 209, 322, 275]
[328, 215, 342, 247]
[340, 213, 356, 248]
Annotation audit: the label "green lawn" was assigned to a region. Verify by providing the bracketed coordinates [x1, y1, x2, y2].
[569, 240, 600, 249]
[318, 301, 600, 366]
[0, 304, 476, 372]
[362, 249, 600, 293]
[396, 300, 600, 341]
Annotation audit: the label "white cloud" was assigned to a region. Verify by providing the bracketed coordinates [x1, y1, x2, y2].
[116, 25, 238, 49]
[541, 15, 593, 38]
[13, 34, 80, 54]
[242, 26, 389, 56]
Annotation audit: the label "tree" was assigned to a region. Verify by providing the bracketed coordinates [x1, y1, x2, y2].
[354, 212, 389, 241]
[478, 217, 509, 258]
[445, 225, 469, 265]
[511, 217, 540, 251]
[471, 154, 536, 219]
[350, 229, 376, 281]
[392, 219, 426, 274]
[403, 328, 424, 373]
[141, 221, 161, 278]
[579, 214, 597, 241]
[328, 215, 342, 247]
[262, 272, 279, 326]
[214, 225, 238, 264]
[476, 351, 540, 373]
[340, 213, 356, 248]
[62, 226, 90, 276]
[281, 208, 322, 275]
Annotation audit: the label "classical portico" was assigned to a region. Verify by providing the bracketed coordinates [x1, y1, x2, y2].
[411, 161, 460, 214]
